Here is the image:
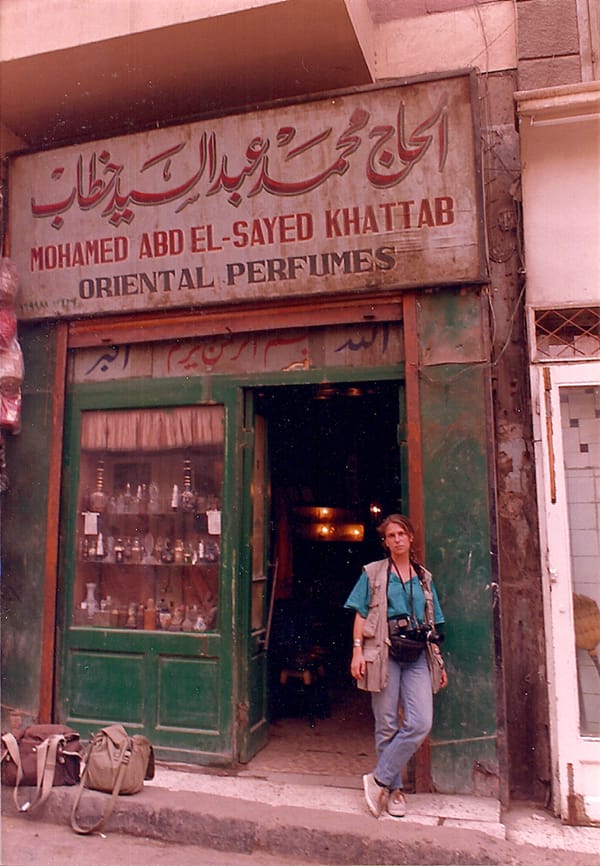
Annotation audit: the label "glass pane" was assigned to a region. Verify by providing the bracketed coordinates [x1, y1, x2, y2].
[73, 405, 224, 633]
[560, 385, 600, 736]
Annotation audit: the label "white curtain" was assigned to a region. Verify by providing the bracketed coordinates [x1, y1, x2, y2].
[81, 406, 224, 452]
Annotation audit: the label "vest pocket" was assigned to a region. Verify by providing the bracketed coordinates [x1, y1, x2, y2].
[362, 643, 385, 690]
[363, 602, 380, 638]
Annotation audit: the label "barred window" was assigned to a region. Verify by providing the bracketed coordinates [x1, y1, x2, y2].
[534, 307, 600, 361]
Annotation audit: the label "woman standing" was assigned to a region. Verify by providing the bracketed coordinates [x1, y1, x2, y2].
[345, 514, 447, 818]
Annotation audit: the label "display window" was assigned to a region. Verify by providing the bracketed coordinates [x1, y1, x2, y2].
[73, 405, 224, 633]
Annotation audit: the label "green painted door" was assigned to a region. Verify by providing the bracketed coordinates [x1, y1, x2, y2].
[57, 380, 234, 765]
[237, 391, 271, 762]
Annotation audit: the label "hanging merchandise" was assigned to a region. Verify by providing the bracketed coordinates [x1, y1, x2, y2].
[0, 259, 23, 436]
[0, 307, 16, 350]
[0, 434, 8, 493]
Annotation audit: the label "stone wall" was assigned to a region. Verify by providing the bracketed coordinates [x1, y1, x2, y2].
[517, 0, 584, 89]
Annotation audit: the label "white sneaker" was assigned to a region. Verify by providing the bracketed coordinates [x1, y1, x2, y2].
[363, 773, 388, 818]
[387, 788, 407, 817]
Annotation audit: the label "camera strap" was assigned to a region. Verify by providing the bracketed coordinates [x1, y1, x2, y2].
[388, 558, 436, 631]
[387, 559, 418, 629]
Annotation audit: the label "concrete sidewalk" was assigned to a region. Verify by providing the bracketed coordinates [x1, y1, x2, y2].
[3, 764, 600, 865]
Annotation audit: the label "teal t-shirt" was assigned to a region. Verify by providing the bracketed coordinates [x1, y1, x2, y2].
[344, 566, 445, 626]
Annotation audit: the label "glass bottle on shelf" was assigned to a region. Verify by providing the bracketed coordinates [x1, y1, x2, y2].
[114, 537, 125, 564]
[89, 459, 107, 513]
[144, 599, 156, 630]
[148, 482, 160, 514]
[96, 532, 105, 559]
[174, 538, 184, 564]
[138, 483, 149, 514]
[74, 406, 225, 636]
[131, 536, 142, 564]
[180, 459, 195, 512]
[123, 536, 133, 561]
[161, 539, 175, 564]
[123, 483, 133, 513]
[85, 582, 98, 619]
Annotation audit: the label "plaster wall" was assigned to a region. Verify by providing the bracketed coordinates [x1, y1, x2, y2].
[374, 1, 517, 78]
[520, 116, 600, 307]
[0, 0, 283, 60]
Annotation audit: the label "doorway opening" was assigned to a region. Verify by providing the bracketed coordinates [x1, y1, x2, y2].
[253, 379, 403, 775]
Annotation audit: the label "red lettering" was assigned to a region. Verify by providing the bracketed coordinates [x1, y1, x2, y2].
[325, 209, 342, 238]
[417, 199, 434, 228]
[278, 214, 296, 243]
[139, 230, 183, 258]
[250, 221, 266, 246]
[378, 203, 394, 231]
[397, 201, 415, 229]
[190, 224, 222, 252]
[434, 196, 454, 225]
[297, 213, 313, 241]
[262, 216, 278, 244]
[361, 206, 379, 234]
[232, 221, 249, 248]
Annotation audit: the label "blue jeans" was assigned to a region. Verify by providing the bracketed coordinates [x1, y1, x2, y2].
[371, 651, 433, 791]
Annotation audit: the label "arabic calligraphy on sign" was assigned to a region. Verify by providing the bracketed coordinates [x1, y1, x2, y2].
[11, 75, 484, 320]
[31, 97, 448, 230]
[72, 324, 402, 383]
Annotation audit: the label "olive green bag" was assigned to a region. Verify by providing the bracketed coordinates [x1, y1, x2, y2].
[70, 724, 154, 834]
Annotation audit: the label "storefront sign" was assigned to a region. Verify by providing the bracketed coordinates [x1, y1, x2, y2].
[9, 73, 484, 320]
[72, 322, 403, 382]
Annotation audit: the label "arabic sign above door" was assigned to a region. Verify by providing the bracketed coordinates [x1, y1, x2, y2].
[9, 73, 485, 321]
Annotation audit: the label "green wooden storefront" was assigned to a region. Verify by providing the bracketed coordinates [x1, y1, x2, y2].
[1, 286, 500, 793]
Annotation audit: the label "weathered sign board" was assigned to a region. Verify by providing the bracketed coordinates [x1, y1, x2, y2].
[9, 73, 485, 320]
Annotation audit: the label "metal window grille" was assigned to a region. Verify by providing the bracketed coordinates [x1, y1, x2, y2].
[534, 307, 600, 361]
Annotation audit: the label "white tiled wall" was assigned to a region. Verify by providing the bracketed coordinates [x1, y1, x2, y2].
[560, 385, 600, 736]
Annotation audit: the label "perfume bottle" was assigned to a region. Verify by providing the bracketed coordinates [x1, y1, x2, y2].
[114, 537, 125, 564]
[85, 582, 98, 619]
[180, 459, 195, 512]
[96, 532, 105, 560]
[89, 459, 107, 513]
[123, 483, 133, 513]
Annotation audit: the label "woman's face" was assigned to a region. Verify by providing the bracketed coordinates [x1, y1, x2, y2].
[384, 522, 413, 557]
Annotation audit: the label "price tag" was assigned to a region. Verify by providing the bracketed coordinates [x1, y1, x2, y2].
[83, 511, 99, 535]
[207, 509, 221, 535]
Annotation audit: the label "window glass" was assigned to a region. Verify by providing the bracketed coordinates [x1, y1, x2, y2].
[73, 406, 224, 633]
[560, 386, 600, 736]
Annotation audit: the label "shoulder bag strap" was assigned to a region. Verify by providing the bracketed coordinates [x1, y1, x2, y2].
[26, 734, 63, 812]
[70, 739, 131, 835]
[1, 733, 22, 783]
[414, 563, 435, 627]
[2, 733, 27, 811]
[1, 732, 62, 812]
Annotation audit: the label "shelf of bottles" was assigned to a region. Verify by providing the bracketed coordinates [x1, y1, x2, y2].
[73, 453, 222, 633]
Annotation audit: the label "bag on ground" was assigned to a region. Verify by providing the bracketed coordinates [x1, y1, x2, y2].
[1, 724, 81, 811]
[70, 724, 154, 835]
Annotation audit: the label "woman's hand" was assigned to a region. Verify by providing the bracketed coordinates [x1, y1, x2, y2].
[350, 646, 365, 680]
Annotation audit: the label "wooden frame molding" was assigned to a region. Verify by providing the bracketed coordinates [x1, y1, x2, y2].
[402, 291, 430, 792]
[39, 321, 69, 721]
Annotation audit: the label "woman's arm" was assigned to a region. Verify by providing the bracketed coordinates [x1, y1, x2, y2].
[350, 612, 366, 680]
